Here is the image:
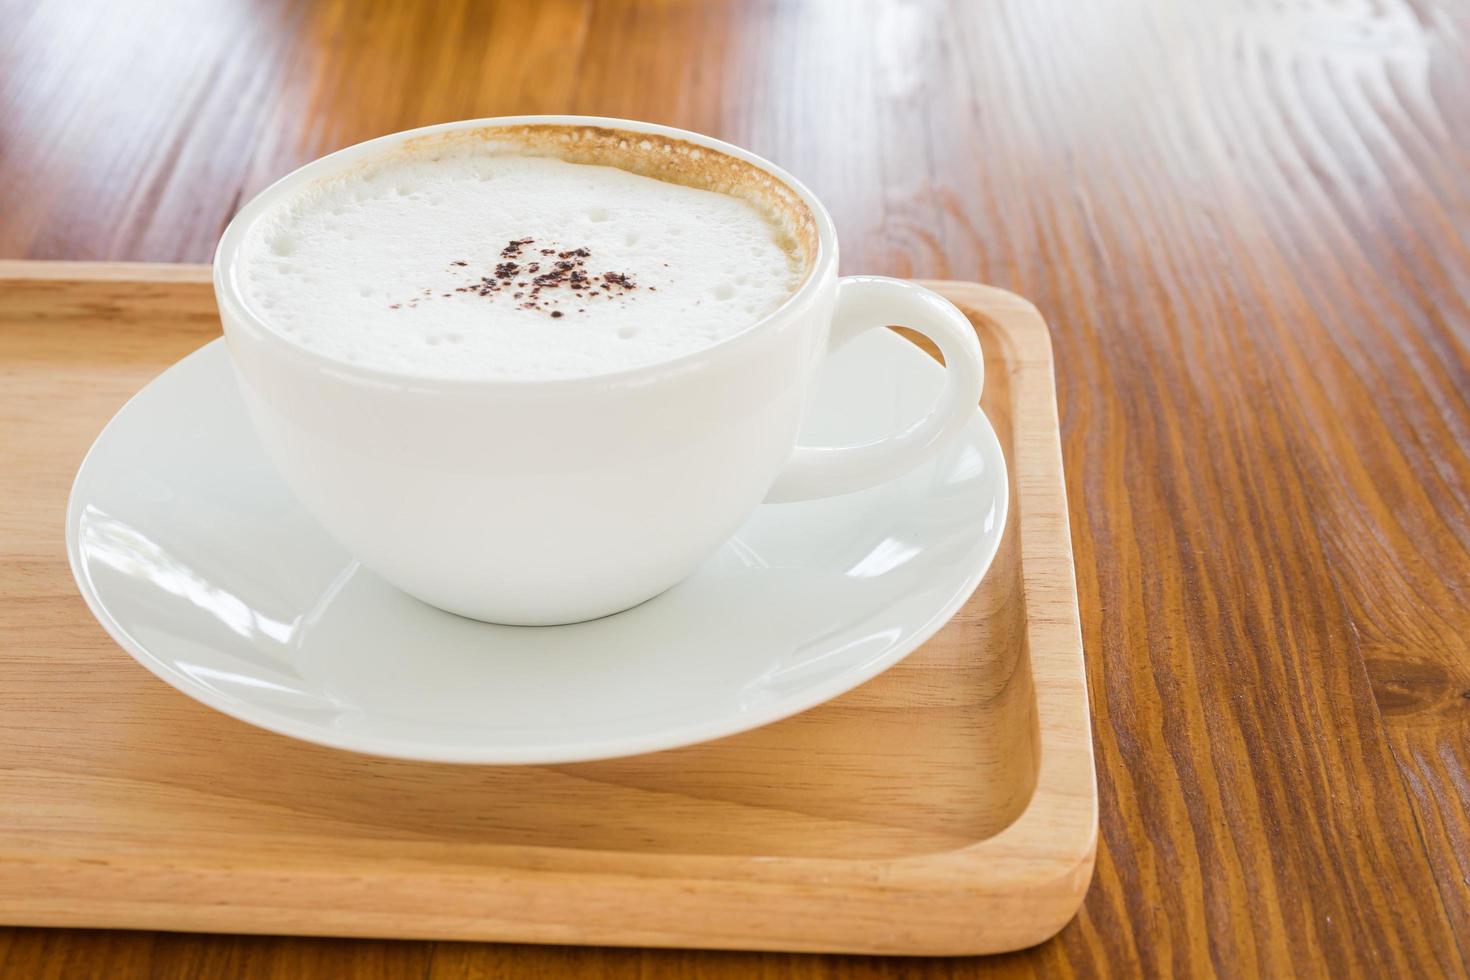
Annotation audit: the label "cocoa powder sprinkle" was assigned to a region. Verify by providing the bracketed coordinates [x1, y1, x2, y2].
[390, 236, 641, 318]
[500, 237, 533, 258]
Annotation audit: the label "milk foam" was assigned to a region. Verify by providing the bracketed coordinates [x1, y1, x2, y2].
[237, 150, 805, 379]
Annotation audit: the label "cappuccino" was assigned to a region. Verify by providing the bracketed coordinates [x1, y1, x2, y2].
[236, 128, 812, 380]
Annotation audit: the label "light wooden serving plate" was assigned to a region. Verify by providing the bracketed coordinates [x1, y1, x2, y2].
[0, 262, 1095, 957]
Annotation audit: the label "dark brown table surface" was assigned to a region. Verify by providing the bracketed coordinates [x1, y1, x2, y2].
[3, 0, 1468, 976]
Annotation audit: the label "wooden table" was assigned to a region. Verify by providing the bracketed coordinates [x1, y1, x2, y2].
[2, 0, 1466, 975]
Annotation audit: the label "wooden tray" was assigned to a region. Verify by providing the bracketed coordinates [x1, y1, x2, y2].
[0, 263, 1094, 957]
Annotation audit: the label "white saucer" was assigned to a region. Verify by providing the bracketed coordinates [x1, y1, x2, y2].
[67, 328, 1007, 764]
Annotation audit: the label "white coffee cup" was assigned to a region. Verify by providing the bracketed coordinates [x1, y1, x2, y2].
[214, 116, 983, 625]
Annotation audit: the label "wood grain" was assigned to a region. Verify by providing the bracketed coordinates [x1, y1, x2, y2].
[1, 0, 1467, 975]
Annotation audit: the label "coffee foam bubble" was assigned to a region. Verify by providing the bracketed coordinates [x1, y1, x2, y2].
[237, 129, 814, 380]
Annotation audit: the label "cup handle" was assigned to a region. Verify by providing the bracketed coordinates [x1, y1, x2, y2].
[765, 275, 984, 503]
